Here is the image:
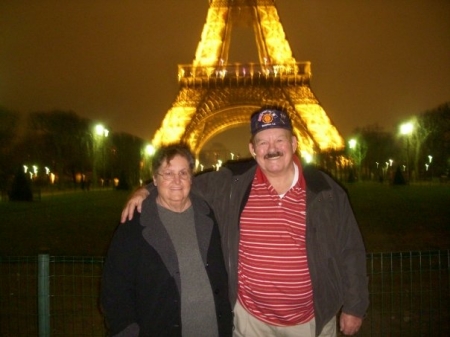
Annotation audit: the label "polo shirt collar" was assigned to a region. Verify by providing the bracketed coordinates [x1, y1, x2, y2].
[254, 155, 306, 191]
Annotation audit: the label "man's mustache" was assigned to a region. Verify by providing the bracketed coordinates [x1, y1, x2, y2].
[264, 151, 283, 159]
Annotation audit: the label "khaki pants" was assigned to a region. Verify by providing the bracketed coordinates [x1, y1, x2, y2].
[233, 300, 336, 337]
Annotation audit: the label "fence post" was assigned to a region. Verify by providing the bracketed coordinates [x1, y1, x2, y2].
[38, 254, 50, 337]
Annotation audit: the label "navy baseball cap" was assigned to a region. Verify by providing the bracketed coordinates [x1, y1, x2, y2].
[250, 107, 293, 135]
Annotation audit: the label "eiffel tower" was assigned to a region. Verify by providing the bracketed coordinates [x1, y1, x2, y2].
[151, 0, 344, 161]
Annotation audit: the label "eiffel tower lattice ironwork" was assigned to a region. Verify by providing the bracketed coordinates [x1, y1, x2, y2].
[151, 0, 344, 160]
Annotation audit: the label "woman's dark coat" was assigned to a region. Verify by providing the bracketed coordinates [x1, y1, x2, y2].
[101, 191, 232, 337]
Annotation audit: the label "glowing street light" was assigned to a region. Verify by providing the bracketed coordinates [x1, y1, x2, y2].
[348, 138, 361, 180]
[301, 151, 313, 164]
[348, 139, 357, 149]
[141, 144, 156, 182]
[216, 159, 223, 171]
[93, 124, 109, 187]
[400, 122, 414, 136]
[145, 144, 155, 156]
[399, 121, 414, 181]
[95, 124, 109, 137]
[428, 155, 433, 179]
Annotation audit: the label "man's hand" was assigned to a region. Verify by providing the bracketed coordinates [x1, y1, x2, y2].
[120, 187, 150, 223]
[339, 313, 362, 336]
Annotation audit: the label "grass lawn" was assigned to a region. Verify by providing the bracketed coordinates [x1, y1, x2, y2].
[0, 189, 130, 256]
[0, 183, 449, 256]
[345, 182, 450, 252]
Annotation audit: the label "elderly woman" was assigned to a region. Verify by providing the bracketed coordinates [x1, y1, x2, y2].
[101, 144, 232, 337]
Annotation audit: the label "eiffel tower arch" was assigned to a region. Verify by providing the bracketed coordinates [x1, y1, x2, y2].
[151, 0, 344, 162]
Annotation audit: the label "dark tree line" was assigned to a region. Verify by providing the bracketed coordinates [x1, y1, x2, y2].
[419, 102, 450, 178]
[0, 107, 22, 193]
[24, 110, 92, 182]
[0, 108, 145, 195]
[1, 102, 449, 198]
[348, 102, 450, 182]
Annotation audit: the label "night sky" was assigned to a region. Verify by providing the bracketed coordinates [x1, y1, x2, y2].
[1, 0, 449, 155]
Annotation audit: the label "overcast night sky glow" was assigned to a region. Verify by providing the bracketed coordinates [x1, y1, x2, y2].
[1, 0, 449, 155]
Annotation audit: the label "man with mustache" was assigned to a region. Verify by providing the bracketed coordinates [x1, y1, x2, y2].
[121, 106, 369, 336]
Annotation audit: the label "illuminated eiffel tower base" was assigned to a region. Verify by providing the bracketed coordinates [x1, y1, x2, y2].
[151, 0, 344, 162]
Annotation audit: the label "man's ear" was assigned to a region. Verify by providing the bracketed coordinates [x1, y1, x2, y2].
[291, 135, 298, 152]
[249, 143, 256, 157]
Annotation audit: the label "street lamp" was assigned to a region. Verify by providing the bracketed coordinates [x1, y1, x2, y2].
[400, 122, 414, 136]
[348, 138, 360, 181]
[93, 124, 109, 187]
[428, 155, 433, 180]
[141, 144, 155, 183]
[215, 159, 223, 171]
[399, 121, 414, 181]
[301, 151, 313, 164]
[95, 124, 109, 137]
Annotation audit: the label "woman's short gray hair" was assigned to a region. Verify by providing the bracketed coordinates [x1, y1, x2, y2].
[151, 144, 195, 174]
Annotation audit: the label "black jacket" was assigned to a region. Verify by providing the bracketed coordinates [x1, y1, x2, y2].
[101, 191, 232, 337]
[192, 159, 369, 336]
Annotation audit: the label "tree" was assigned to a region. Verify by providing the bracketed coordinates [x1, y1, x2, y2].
[419, 102, 450, 177]
[110, 132, 144, 187]
[27, 110, 92, 186]
[347, 136, 367, 181]
[353, 125, 397, 181]
[0, 108, 23, 192]
[116, 170, 131, 190]
[407, 118, 430, 181]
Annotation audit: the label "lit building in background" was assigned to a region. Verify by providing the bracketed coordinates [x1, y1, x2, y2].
[150, 0, 344, 167]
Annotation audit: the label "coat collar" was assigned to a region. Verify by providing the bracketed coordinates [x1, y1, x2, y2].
[139, 189, 214, 293]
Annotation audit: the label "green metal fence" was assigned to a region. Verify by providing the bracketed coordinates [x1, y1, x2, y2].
[1, 250, 449, 337]
[1, 256, 105, 337]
